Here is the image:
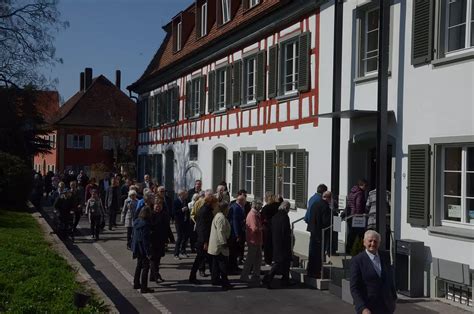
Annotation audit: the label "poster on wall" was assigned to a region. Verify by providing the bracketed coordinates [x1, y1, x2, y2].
[448, 204, 461, 219]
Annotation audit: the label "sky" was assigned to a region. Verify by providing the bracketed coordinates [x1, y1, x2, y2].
[43, 0, 193, 103]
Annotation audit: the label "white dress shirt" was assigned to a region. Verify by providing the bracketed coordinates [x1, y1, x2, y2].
[365, 249, 382, 277]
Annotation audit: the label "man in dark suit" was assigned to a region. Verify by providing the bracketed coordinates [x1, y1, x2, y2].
[173, 190, 190, 259]
[307, 191, 332, 278]
[350, 230, 397, 314]
[105, 177, 121, 230]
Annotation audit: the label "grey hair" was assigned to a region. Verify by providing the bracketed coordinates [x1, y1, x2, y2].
[144, 191, 155, 204]
[198, 191, 205, 197]
[205, 189, 214, 196]
[278, 200, 291, 212]
[252, 200, 263, 211]
[143, 188, 151, 195]
[192, 193, 200, 201]
[364, 230, 381, 241]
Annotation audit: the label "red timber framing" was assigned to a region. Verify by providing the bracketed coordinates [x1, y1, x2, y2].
[139, 11, 320, 146]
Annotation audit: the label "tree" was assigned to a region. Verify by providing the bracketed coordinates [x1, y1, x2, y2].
[0, 0, 68, 88]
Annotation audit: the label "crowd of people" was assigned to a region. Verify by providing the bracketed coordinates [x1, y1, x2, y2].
[30, 170, 396, 313]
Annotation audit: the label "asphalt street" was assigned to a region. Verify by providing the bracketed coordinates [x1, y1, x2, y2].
[43, 208, 469, 314]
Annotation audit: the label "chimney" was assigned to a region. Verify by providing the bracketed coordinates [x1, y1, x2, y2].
[80, 72, 84, 91]
[84, 67, 93, 90]
[115, 70, 121, 90]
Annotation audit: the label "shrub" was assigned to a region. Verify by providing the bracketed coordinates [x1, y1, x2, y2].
[0, 151, 32, 208]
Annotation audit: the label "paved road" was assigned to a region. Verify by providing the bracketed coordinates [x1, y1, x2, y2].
[43, 207, 468, 313]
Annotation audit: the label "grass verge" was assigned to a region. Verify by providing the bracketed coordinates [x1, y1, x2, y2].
[0, 209, 108, 313]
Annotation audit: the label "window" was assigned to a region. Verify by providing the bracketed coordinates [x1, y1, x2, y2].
[221, 0, 231, 24]
[279, 151, 297, 201]
[190, 145, 198, 161]
[201, 2, 208, 36]
[439, 145, 474, 224]
[250, 0, 260, 8]
[444, 0, 474, 53]
[73, 135, 85, 149]
[243, 56, 257, 104]
[217, 68, 226, 110]
[67, 134, 90, 149]
[192, 78, 201, 117]
[176, 21, 182, 51]
[282, 40, 299, 93]
[244, 152, 255, 195]
[364, 8, 379, 74]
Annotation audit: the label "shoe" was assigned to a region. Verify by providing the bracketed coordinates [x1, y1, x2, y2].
[199, 270, 208, 277]
[156, 274, 164, 283]
[90, 235, 95, 240]
[174, 255, 181, 260]
[140, 288, 154, 293]
[133, 284, 141, 289]
[179, 253, 188, 258]
[189, 278, 202, 285]
[108, 227, 113, 231]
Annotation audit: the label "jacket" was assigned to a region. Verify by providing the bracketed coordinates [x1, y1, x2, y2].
[348, 186, 366, 216]
[228, 202, 245, 239]
[246, 208, 263, 245]
[350, 250, 397, 314]
[121, 198, 138, 227]
[195, 203, 214, 244]
[131, 217, 151, 259]
[84, 197, 105, 221]
[304, 193, 321, 230]
[308, 199, 331, 238]
[105, 186, 121, 210]
[271, 210, 292, 263]
[208, 212, 231, 256]
[173, 198, 190, 225]
[149, 209, 172, 258]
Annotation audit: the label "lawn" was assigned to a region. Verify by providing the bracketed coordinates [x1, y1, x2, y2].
[0, 209, 108, 313]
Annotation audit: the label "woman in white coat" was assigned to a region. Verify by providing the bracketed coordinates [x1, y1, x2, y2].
[208, 202, 232, 290]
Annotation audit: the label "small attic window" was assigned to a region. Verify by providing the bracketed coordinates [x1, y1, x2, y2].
[173, 16, 183, 52]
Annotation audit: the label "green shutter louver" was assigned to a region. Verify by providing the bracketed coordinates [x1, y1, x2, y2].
[208, 71, 216, 113]
[294, 151, 307, 209]
[232, 151, 241, 197]
[256, 51, 266, 102]
[265, 150, 276, 195]
[200, 75, 207, 115]
[159, 92, 165, 124]
[196, 5, 201, 38]
[185, 81, 192, 119]
[411, 0, 434, 66]
[268, 45, 278, 98]
[407, 144, 431, 227]
[232, 60, 242, 107]
[254, 151, 264, 201]
[298, 32, 311, 92]
[173, 86, 180, 121]
[226, 65, 233, 109]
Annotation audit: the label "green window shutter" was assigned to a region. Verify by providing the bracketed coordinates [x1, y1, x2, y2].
[208, 71, 216, 113]
[256, 51, 266, 102]
[243, 0, 249, 10]
[232, 151, 241, 197]
[265, 150, 276, 195]
[150, 95, 155, 126]
[268, 45, 278, 98]
[298, 32, 311, 92]
[185, 81, 192, 118]
[254, 151, 264, 201]
[153, 154, 163, 185]
[200, 75, 207, 115]
[173, 87, 180, 121]
[158, 93, 164, 124]
[154, 95, 160, 125]
[196, 5, 201, 38]
[294, 151, 307, 209]
[232, 60, 242, 107]
[226, 65, 233, 109]
[407, 144, 431, 227]
[411, 0, 434, 66]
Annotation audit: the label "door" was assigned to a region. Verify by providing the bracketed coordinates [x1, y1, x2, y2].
[212, 147, 227, 191]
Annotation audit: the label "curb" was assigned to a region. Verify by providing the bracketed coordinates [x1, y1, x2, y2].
[31, 205, 119, 313]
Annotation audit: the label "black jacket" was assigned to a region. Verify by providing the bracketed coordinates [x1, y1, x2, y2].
[308, 199, 331, 238]
[173, 198, 190, 225]
[350, 250, 397, 314]
[105, 186, 121, 210]
[149, 210, 172, 258]
[271, 210, 292, 263]
[195, 204, 214, 244]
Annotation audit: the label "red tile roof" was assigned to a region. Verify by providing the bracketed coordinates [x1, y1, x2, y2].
[130, 0, 284, 91]
[53, 75, 136, 129]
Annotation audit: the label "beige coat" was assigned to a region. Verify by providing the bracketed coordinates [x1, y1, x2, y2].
[208, 212, 231, 256]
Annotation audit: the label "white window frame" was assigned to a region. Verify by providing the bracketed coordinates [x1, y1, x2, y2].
[444, 0, 474, 55]
[244, 56, 257, 104]
[439, 144, 474, 227]
[250, 0, 260, 8]
[217, 68, 226, 110]
[191, 78, 201, 117]
[201, 2, 208, 36]
[279, 151, 297, 202]
[221, 0, 231, 24]
[176, 21, 182, 51]
[282, 40, 299, 94]
[244, 152, 255, 197]
[363, 8, 379, 75]
[73, 135, 86, 149]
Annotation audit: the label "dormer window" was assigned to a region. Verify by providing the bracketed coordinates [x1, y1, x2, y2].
[172, 16, 183, 52]
[250, 0, 260, 8]
[221, 0, 231, 24]
[201, 2, 207, 36]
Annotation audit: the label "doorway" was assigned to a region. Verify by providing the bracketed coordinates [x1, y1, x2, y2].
[212, 147, 227, 191]
[165, 150, 175, 195]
